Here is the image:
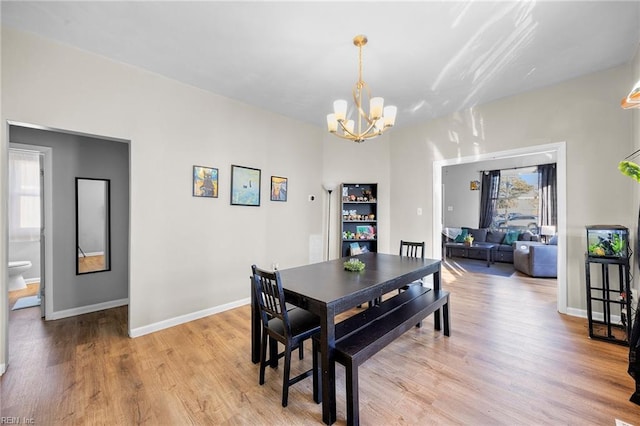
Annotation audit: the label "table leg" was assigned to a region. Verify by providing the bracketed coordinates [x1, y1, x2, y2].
[320, 307, 337, 425]
[486, 248, 491, 267]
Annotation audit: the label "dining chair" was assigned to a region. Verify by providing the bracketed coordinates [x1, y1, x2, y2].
[399, 240, 426, 292]
[251, 264, 321, 407]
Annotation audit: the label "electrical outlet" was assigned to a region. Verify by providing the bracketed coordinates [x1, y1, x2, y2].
[308, 195, 315, 201]
[447, 206, 453, 211]
[417, 208, 423, 216]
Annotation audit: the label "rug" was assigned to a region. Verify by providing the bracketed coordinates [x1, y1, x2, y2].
[444, 257, 516, 277]
[12, 295, 41, 311]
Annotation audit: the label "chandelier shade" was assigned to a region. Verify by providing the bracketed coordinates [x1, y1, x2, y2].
[326, 35, 397, 143]
[621, 79, 640, 109]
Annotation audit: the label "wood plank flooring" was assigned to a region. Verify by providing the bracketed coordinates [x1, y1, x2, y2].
[3, 267, 640, 425]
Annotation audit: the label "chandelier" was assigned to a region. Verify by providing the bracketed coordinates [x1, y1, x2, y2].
[326, 35, 397, 143]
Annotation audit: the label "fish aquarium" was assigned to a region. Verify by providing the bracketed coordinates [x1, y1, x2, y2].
[586, 225, 628, 258]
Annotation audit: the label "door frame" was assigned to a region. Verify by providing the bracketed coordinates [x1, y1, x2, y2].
[9, 143, 53, 319]
[432, 141, 567, 314]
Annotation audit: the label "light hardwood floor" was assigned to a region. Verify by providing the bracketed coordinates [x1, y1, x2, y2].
[2, 266, 640, 425]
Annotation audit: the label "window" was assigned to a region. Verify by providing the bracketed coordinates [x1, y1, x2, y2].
[9, 149, 41, 242]
[490, 166, 540, 234]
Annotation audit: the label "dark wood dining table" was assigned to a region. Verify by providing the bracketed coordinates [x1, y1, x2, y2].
[250, 252, 442, 425]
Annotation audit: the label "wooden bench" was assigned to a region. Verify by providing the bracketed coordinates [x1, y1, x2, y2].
[316, 284, 450, 426]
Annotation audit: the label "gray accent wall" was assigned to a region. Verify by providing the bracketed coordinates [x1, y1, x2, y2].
[9, 126, 129, 312]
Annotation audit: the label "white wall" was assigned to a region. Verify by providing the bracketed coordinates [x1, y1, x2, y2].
[390, 62, 635, 313]
[0, 24, 325, 370]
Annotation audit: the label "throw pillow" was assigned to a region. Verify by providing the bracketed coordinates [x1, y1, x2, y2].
[454, 229, 468, 243]
[486, 231, 506, 244]
[503, 230, 520, 245]
[549, 235, 558, 245]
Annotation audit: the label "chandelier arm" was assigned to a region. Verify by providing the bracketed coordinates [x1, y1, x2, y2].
[337, 118, 380, 140]
[353, 82, 375, 127]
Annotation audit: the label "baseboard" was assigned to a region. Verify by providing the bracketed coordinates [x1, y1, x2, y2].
[25, 277, 40, 285]
[47, 298, 128, 320]
[566, 307, 587, 319]
[566, 307, 625, 324]
[129, 297, 251, 338]
[0, 362, 6, 376]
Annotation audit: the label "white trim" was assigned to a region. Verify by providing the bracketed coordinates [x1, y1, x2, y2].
[10, 142, 54, 320]
[433, 142, 568, 315]
[0, 363, 5, 375]
[24, 278, 39, 285]
[47, 298, 128, 321]
[129, 298, 250, 338]
[6, 120, 129, 144]
[77, 251, 104, 258]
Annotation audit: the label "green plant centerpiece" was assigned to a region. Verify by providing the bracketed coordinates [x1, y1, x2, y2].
[463, 234, 474, 246]
[344, 258, 365, 272]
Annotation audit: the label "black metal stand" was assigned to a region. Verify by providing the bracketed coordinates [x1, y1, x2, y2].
[585, 254, 632, 346]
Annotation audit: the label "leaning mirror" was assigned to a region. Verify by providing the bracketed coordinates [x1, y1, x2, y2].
[76, 178, 111, 274]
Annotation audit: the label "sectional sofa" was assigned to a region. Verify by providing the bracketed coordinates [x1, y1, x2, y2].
[443, 227, 540, 264]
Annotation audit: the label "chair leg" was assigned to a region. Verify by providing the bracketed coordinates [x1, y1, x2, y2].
[269, 336, 278, 368]
[282, 345, 292, 407]
[299, 340, 304, 360]
[259, 332, 268, 385]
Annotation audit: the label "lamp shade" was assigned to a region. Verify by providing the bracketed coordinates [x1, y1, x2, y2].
[540, 225, 556, 236]
[323, 182, 337, 192]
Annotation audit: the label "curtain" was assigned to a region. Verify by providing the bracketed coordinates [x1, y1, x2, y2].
[479, 170, 500, 228]
[538, 163, 557, 226]
[9, 149, 41, 242]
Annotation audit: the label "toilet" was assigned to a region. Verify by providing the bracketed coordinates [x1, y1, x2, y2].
[8, 261, 32, 291]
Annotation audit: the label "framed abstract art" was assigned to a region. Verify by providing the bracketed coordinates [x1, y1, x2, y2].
[230, 165, 261, 206]
[270, 176, 288, 201]
[193, 166, 218, 198]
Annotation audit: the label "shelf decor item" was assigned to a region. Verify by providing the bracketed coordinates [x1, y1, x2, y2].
[344, 258, 365, 272]
[270, 176, 287, 202]
[193, 165, 218, 198]
[230, 165, 261, 206]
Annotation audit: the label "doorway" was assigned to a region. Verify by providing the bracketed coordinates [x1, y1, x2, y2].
[7, 144, 52, 319]
[432, 142, 567, 314]
[2, 121, 130, 375]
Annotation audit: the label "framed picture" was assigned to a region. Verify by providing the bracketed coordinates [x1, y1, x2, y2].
[230, 165, 261, 206]
[470, 180, 480, 191]
[193, 166, 218, 198]
[270, 176, 288, 202]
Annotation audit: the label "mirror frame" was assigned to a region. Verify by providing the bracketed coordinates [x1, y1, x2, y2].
[75, 177, 111, 275]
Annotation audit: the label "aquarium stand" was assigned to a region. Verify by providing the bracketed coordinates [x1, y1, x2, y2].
[584, 254, 632, 346]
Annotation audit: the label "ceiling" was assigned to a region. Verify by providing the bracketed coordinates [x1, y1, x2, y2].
[2, 1, 639, 131]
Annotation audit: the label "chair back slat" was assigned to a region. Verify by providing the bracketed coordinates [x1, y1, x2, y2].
[252, 264, 291, 336]
[399, 240, 425, 260]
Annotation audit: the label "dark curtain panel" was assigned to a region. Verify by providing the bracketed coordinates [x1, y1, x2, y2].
[479, 170, 500, 228]
[538, 163, 557, 226]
